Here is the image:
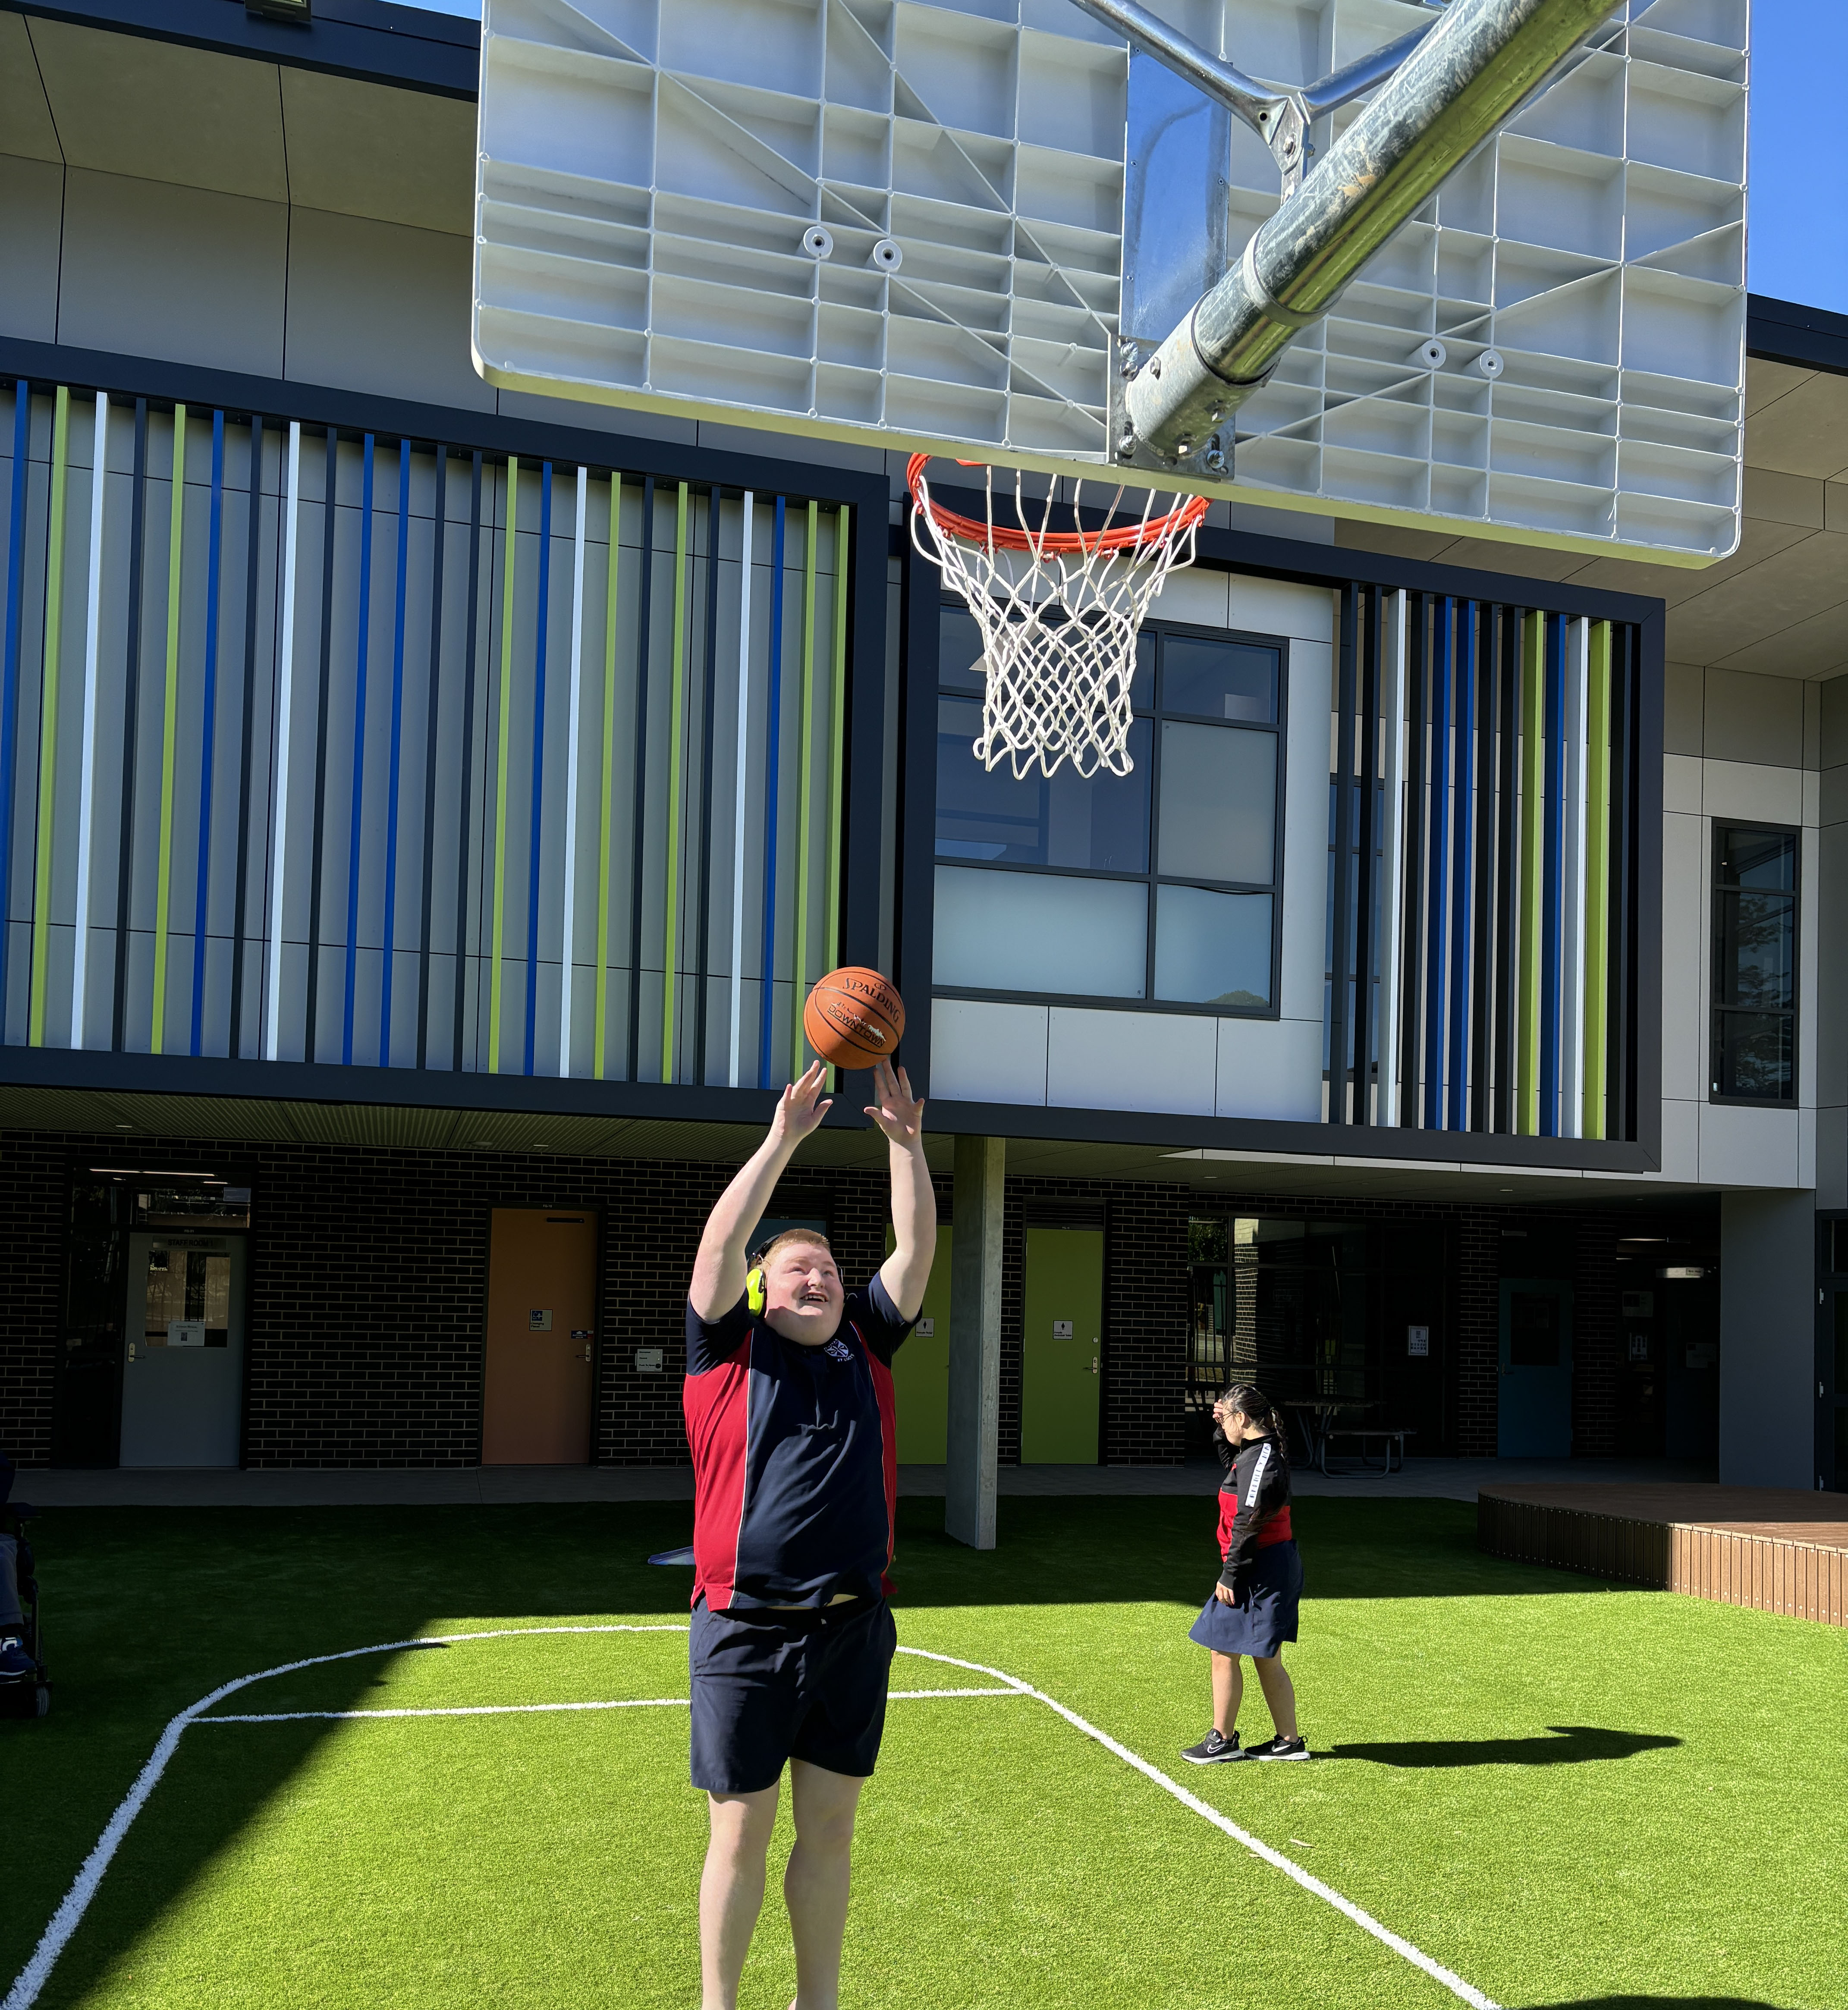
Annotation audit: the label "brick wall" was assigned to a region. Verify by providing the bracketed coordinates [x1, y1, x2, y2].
[0, 1132, 73, 1468]
[0, 1132, 899, 1470]
[1456, 1210, 1501, 1457]
[1572, 1215, 1619, 1457]
[0, 1127, 1649, 1470]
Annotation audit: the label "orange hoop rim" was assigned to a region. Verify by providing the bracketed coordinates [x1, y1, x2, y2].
[907, 453, 1210, 556]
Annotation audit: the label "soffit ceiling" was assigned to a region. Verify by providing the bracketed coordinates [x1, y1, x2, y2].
[0, 1083, 1710, 1212]
[6, 16, 473, 236]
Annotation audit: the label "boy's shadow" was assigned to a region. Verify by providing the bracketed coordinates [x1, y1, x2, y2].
[1324, 1724, 1679, 1768]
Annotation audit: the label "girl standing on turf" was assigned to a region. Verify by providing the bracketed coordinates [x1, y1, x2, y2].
[1181, 1383, 1307, 1764]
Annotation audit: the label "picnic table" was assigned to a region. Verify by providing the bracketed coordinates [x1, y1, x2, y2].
[1281, 1399, 1413, 1475]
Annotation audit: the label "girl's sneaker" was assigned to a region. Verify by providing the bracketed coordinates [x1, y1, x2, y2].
[1245, 1734, 1310, 1761]
[1180, 1728, 1245, 1764]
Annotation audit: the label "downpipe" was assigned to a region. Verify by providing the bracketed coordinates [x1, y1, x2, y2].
[1120, 0, 1618, 464]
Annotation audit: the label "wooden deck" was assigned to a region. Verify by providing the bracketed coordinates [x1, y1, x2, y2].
[1478, 1483, 1848, 1627]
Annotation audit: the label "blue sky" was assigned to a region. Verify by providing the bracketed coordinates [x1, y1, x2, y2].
[1745, 0, 1848, 311]
[419, 0, 1844, 315]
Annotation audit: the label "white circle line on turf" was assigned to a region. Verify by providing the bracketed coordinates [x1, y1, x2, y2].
[195, 1688, 1021, 1723]
[3, 1628, 1498, 2010]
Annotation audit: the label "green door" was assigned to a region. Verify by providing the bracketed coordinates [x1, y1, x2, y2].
[887, 1224, 950, 1463]
[1021, 1226, 1103, 1464]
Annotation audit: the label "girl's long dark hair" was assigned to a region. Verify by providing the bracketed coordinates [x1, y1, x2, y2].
[1219, 1382, 1289, 1466]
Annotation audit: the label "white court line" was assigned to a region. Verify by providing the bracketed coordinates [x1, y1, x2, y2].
[197, 1688, 1018, 1723]
[3, 1628, 1496, 2010]
[898, 1646, 1499, 2010]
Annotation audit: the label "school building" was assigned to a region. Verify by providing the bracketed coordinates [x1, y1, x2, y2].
[0, 0, 1840, 1507]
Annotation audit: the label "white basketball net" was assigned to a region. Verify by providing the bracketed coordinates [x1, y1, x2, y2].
[908, 458, 1210, 780]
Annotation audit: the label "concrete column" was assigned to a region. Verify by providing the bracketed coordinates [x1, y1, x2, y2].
[946, 1134, 1004, 1549]
[1718, 1190, 1816, 1489]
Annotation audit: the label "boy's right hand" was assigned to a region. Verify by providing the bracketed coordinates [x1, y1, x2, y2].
[769, 1061, 832, 1150]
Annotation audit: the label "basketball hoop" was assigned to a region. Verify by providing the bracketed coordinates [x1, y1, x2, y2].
[908, 455, 1210, 780]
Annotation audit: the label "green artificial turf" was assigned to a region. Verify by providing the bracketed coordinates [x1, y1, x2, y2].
[1, 1495, 1843, 2010]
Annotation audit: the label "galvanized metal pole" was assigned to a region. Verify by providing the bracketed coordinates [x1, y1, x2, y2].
[1121, 0, 1616, 464]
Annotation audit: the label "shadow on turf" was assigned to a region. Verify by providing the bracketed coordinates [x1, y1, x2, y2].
[1518, 1999, 1791, 2008]
[1324, 1723, 1680, 1768]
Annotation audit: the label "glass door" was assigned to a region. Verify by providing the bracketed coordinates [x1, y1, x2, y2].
[1498, 1278, 1575, 1458]
[120, 1234, 247, 1467]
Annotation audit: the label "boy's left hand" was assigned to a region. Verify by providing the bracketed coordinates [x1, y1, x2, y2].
[864, 1060, 925, 1148]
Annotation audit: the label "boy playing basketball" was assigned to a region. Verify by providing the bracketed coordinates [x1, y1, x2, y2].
[684, 1056, 935, 2010]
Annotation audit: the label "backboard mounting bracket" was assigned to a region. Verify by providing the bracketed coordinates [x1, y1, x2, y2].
[1109, 343, 1232, 481]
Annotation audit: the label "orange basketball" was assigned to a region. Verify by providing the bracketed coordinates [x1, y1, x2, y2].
[803, 967, 905, 1069]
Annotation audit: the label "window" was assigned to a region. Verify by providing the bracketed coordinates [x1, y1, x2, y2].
[933, 605, 1284, 1012]
[1711, 824, 1797, 1102]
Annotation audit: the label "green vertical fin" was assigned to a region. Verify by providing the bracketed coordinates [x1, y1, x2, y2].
[1583, 621, 1612, 1140]
[792, 499, 819, 1080]
[28, 385, 69, 1046]
[594, 474, 619, 1080]
[151, 402, 186, 1055]
[488, 456, 518, 1074]
[662, 481, 688, 1084]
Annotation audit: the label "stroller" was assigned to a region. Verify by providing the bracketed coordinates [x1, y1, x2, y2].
[0, 1453, 48, 1720]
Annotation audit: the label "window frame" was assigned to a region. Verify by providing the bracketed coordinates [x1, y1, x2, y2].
[1708, 818, 1799, 1108]
[930, 603, 1289, 1019]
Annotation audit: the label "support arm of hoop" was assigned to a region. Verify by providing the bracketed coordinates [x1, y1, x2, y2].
[1120, 0, 1616, 464]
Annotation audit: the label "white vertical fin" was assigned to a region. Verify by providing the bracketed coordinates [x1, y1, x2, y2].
[559, 463, 587, 1077]
[70, 392, 107, 1050]
[1374, 590, 1408, 1125]
[264, 422, 302, 1062]
[729, 492, 754, 1090]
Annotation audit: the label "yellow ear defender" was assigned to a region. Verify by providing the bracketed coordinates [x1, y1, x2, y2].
[746, 1267, 767, 1316]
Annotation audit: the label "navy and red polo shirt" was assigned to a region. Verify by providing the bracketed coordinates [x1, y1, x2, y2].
[683, 1275, 913, 1611]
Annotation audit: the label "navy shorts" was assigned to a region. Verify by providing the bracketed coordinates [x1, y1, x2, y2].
[1188, 1540, 1303, 1658]
[689, 1595, 897, 1795]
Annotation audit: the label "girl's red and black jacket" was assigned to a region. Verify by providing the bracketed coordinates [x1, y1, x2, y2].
[1213, 1430, 1293, 1586]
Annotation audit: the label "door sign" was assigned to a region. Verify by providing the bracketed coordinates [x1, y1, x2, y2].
[529, 1309, 553, 1331]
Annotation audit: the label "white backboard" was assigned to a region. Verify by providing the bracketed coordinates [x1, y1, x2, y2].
[473, 0, 1747, 562]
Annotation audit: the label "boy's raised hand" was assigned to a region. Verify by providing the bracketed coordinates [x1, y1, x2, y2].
[864, 1059, 925, 1149]
[770, 1060, 833, 1149]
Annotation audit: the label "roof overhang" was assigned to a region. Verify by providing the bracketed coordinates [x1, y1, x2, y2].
[4, 0, 478, 97]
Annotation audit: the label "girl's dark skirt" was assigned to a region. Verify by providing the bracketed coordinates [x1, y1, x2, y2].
[1188, 1539, 1302, 1657]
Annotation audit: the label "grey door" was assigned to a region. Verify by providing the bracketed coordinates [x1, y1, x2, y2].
[1497, 1278, 1574, 1458]
[119, 1233, 247, 1467]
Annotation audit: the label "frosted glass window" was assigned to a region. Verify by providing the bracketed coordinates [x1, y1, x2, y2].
[1158, 722, 1276, 884]
[1155, 887, 1273, 1007]
[933, 867, 1147, 998]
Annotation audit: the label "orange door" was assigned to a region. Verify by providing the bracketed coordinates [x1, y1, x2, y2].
[481, 1209, 599, 1464]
